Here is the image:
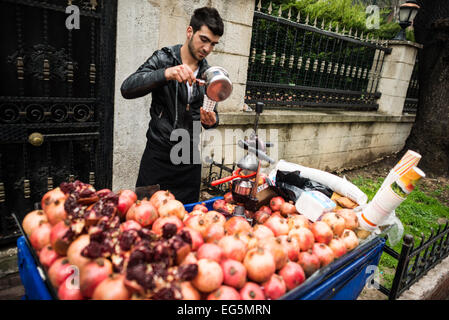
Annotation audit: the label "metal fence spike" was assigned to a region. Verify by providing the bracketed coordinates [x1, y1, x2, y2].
[321, 20, 325, 29]
[268, 2, 273, 15]
[328, 21, 332, 31]
[257, 0, 262, 12]
[349, 28, 352, 37]
[360, 32, 364, 41]
[342, 26, 346, 35]
[366, 34, 370, 42]
[288, 7, 292, 20]
[305, 14, 309, 25]
[335, 23, 339, 33]
[313, 17, 317, 28]
[278, 6, 282, 17]
[296, 11, 300, 23]
[354, 30, 358, 39]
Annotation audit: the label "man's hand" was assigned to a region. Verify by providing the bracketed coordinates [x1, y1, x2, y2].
[200, 107, 217, 127]
[164, 64, 196, 85]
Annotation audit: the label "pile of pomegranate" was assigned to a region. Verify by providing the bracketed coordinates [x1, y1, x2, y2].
[23, 180, 362, 300]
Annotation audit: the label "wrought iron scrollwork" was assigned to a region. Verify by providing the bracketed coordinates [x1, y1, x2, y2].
[7, 44, 79, 82]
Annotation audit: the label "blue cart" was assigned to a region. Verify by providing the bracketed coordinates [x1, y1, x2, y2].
[17, 196, 385, 300]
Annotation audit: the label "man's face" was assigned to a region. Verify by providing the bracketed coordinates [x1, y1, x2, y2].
[187, 25, 221, 62]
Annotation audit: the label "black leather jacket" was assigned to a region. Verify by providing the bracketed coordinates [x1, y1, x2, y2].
[120, 44, 219, 157]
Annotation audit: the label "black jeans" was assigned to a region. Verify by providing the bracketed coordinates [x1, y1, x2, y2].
[136, 143, 202, 205]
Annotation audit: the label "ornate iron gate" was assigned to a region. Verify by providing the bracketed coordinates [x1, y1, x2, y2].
[0, 0, 117, 244]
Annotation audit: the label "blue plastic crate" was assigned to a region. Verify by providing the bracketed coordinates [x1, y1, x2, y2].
[17, 196, 385, 300]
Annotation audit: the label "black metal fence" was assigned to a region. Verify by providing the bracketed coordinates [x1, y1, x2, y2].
[202, 158, 235, 196]
[377, 222, 449, 299]
[245, 1, 392, 111]
[403, 58, 419, 114]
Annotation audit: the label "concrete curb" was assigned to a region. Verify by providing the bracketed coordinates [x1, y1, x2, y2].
[398, 254, 449, 300]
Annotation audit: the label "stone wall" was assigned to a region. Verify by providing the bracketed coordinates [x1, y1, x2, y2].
[200, 110, 415, 180]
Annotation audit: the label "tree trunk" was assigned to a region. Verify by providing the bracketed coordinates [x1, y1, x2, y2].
[403, 0, 449, 177]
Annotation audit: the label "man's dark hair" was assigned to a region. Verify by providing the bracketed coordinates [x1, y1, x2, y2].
[190, 7, 224, 36]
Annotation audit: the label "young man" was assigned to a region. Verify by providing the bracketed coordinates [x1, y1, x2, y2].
[120, 7, 223, 204]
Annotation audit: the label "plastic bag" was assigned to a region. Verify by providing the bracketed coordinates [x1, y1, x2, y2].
[274, 170, 333, 202]
[379, 210, 404, 247]
[269, 160, 368, 205]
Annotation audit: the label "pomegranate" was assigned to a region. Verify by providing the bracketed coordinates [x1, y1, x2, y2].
[213, 199, 234, 216]
[67, 234, 91, 270]
[321, 212, 346, 237]
[218, 235, 247, 262]
[207, 285, 241, 300]
[204, 210, 226, 226]
[287, 214, 311, 231]
[119, 220, 142, 232]
[224, 216, 251, 235]
[259, 205, 272, 215]
[337, 209, 359, 230]
[252, 224, 275, 240]
[151, 215, 183, 236]
[310, 221, 333, 244]
[39, 245, 59, 269]
[197, 243, 223, 263]
[297, 250, 321, 277]
[341, 229, 359, 251]
[192, 203, 208, 213]
[262, 274, 286, 300]
[312, 243, 335, 267]
[184, 213, 208, 237]
[58, 279, 84, 300]
[223, 192, 235, 204]
[280, 201, 297, 217]
[264, 215, 289, 236]
[182, 227, 204, 251]
[203, 223, 225, 244]
[80, 258, 113, 298]
[158, 199, 186, 220]
[260, 237, 288, 270]
[237, 231, 259, 250]
[221, 259, 247, 289]
[117, 189, 137, 219]
[244, 247, 276, 283]
[45, 198, 67, 225]
[328, 237, 348, 258]
[126, 199, 158, 227]
[50, 220, 73, 256]
[254, 210, 271, 224]
[279, 261, 306, 291]
[30, 221, 51, 251]
[181, 252, 198, 265]
[41, 187, 66, 212]
[240, 282, 265, 300]
[288, 227, 315, 252]
[149, 190, 175, 209]
[92, 274, 131, 300]
[180, 281, 201, 300]
[22, 210, 48, 236]
[192, 259, 223, 293]
[48, 257, 75, 289]
[270, 196, 285, 212]
[278, 235, 300, 262]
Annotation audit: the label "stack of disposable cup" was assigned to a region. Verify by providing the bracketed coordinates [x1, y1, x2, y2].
[358, 150, 423, 232]
[202, 94, 217, 112]
[379, 150, 422, 190]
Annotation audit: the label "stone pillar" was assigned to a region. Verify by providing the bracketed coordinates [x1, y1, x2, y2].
[376, 40, 422, 115]
[112, 0, 161, 191]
